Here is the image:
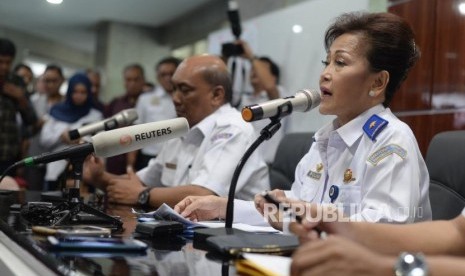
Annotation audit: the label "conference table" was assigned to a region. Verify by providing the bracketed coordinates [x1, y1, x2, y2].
[0, 189, 237, 276]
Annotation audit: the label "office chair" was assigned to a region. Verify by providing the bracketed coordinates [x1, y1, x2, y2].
[426, 130, 465, 220]
[269, 132, 314, 190]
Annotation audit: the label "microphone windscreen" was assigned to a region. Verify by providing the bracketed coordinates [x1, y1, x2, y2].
[92, 118, 189, 158]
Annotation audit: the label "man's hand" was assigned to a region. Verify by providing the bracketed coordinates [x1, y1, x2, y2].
[106, 166, 145, 205]
[2, 82, 25, 101]
[83, 155, 105, 186]
[291, 236, 394, 276]
[174, 195, 227, 221]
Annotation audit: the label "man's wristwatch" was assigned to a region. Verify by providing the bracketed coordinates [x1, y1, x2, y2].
[394, 252, 429, 276]
[137, 187, 154, 207]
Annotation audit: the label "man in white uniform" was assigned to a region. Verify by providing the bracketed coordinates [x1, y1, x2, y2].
[132, 57, 180, 170]
[84, 54, 269, 208]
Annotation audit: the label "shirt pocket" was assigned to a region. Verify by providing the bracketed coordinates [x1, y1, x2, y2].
[161, 164, 176, 186]
[300, 178, 322, 202]
[338, 185, 362, 216]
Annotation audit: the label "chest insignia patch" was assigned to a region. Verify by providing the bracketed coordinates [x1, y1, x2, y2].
[343, 169, 356, 183]
[211, 133, 233, 143]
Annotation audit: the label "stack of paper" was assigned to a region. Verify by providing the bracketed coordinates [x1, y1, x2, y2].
[236, 253, 291, 276]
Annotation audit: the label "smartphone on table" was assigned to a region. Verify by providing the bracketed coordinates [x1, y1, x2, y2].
[47, 236, 148, 253]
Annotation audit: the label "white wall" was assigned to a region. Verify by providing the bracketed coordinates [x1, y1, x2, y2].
[100, 22, 171, 102]
[208, 0, 376, 133]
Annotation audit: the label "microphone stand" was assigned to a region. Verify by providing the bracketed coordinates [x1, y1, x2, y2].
[48, 155, 123, 230]
[193, 103, 288, 247]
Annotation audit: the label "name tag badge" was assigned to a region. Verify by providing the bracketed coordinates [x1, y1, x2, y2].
[165, 163, 177, 169]
[307, 163, 323, 180]
[151, 96, 160, 106]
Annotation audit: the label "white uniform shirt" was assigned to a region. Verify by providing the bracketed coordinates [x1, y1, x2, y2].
[286, 104, 431, 223]
[135, 87, 176, 156]
[239, 86, 289, 164]
[233, 104, 432, 226]
[40, 108, 103, 181]
[137, 104, 270, 200]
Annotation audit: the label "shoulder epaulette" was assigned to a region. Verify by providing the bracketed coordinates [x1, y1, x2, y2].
[362, 114, 388, 141]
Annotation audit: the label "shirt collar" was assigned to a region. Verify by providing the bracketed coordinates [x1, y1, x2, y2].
[315, 104, 386, 147]
[337, 104, 386, 147]
[184, 104, 231, 144]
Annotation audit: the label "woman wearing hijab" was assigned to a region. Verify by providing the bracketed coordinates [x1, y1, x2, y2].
[40, 73, 103, 190]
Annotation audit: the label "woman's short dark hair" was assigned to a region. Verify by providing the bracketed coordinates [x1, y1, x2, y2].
[324, 12, 420, 106]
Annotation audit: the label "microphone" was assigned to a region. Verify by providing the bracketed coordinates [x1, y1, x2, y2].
[241, 89, 321, 122]
[15, 118, 189, 167]
[68, 108, 139, 140]
[227, 0, 242, 39]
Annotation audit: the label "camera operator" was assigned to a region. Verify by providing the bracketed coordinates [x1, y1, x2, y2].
[237, 40, 281, 101]
[0, 38, 39, 176]
[232, 39, 288, 163]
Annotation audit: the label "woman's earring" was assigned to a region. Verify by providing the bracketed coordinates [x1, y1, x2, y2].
[369, 90, 376, 97]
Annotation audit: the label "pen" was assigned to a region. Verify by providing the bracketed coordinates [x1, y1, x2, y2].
[261, 191, 325, 237]
[260, 191, 302, 223]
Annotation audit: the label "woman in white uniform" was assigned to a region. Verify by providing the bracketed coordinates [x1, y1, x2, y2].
[175, 11, 431, 227]
[40, 73, 103, 190]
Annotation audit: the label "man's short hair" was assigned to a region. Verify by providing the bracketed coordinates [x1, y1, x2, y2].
[0, 38, 16, 57]
[156, 57, 182, 71]
[258, 56, 280, 84]
[45, 64, 64, 78]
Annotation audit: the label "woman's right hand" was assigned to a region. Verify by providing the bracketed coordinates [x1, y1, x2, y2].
[174, 195, 228, 222]
[253, 189, 286, 216]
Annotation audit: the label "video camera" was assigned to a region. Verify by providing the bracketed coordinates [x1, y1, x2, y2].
[221, 0, 244, 58]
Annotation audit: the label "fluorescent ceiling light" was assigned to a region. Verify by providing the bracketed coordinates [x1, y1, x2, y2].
[292, 24, 303, 34]
[47, 0, 63, 4]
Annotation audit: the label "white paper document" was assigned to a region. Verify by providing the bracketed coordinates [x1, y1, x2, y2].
[133, 203, 279, 233]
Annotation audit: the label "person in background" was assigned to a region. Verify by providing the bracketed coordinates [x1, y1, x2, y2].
[143, 81, 155, 92]
[174, 11, 431, 228]
[24, 64, 65, 190]
[104, 64, 145, 175]
[40, 73, 102, 190]
[13, 63, 36, 185]
[0, 38, 38, 177]
[13, 63, 34, 95]
[131, 57, 181, 170]
[86, 68, 105, 113]
[242, 41, 288, 164]
[230, 40, 288, 164]
[84, 55, 269, 208]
